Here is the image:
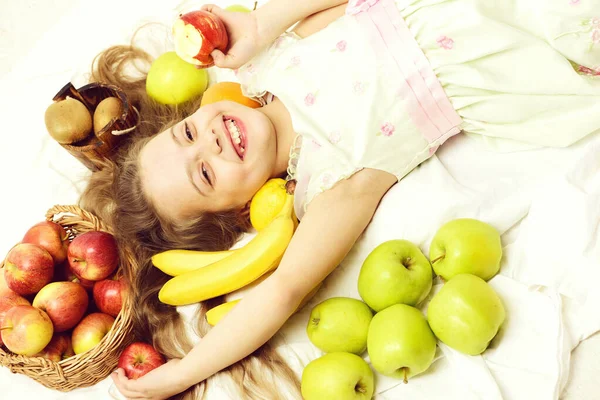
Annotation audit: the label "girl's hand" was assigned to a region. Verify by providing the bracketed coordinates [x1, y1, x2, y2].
[200, 4, 263, 69]
[111, 359, 191, 400]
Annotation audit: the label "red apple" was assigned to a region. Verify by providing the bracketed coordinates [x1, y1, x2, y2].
[173, 10, 228, 68]
[71, 312, 115, 354]
[68, 231, 119, 281]
[33, 281, 89, 332]
[118, 342, 165, 379]
[93, 276, 126, 318]
[0, 292, 31, 346]
[1, 305, 53, 356]
[54, 261, 96, 291]
[22, 221, 69, 264]
[34, 333, 74, 362]
[0, 269, 16, 297]
[4, 243, 54, 295]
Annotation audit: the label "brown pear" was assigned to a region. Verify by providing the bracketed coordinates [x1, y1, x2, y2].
[93, 97, 122, 134]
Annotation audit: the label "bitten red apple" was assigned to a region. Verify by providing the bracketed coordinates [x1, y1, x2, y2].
[22, 221, 69, 264]
[93, 276, 126, 318]
[71, 312, 115, 354]
[33, 281, 89, 332]
[0, 292, 31, 346]
[118, 342, 165, 379]
[68, 231, 119, 281]
[173, 10, 228, 68]
[4, 243, 54, 295]
[1, 305, 53, 356]
[34, 333, 74, 362]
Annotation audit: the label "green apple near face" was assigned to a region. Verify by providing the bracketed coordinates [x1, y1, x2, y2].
[225, 4, 252, 12]
[367, 304, 437, 382]
[306, 297, 373, 354]
[301, 352, 374, 400]
[429, 218, 502, 281]
[146, 51, 208, 105]
[358, 240, 432, 312]
[427, 273, 505, 355]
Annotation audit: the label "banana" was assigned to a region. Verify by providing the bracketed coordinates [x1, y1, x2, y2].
[206, 300, 241, 326]
[152, 249, 236, 276]
[158, 194, 296, 306]
[205, 282, 324, 326]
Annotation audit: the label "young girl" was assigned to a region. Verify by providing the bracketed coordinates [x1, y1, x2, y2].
[79, 0, 600, 398]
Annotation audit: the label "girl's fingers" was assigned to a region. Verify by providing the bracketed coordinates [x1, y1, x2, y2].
[201, 4, 225, 18]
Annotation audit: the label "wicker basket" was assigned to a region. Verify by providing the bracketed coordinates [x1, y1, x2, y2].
[0, 205, 135, 391]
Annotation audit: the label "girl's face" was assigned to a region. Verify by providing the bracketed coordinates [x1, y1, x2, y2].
[139, 100, 278, 221]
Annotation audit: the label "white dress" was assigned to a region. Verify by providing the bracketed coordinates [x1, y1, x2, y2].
[237, 0, 600, 219]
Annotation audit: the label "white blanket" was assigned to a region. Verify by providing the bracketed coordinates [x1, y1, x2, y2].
[1, 0, 599, 399]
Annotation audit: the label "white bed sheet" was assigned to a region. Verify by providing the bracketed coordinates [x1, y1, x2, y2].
[1, 0, 599, 399]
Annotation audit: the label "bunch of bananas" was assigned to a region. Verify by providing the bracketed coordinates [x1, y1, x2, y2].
[155, 193, 296, 307]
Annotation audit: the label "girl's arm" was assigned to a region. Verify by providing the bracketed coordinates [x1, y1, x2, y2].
[202, 0, 348, 68]
[254, 0, 349, 44]
[112, 168, 396, 399]
[178, 168, 396, 384]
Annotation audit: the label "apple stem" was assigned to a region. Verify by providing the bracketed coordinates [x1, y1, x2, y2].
[72, 258, 81, 263]
[430, 255, 445, 264]
[0, 326, 12, 331]
[253, 1, 257, 11]
[403, 368, 408, 384]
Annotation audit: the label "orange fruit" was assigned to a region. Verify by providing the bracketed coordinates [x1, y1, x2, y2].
[200, 81, 261, 108]
[250, 178, 298, 231]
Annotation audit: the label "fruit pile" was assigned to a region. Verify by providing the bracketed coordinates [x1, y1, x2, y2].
[153, 178, 296, 309]
[44, 96, 123, 145]
[301, 219, 505, 399]
[0, 221, 126, 360]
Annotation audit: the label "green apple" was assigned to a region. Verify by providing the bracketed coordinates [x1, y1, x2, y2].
[306, 297, 373, 355]
[225, 4, 252, 12]
[358, 240, 433, 312]
[427, 273, 505, 355]
[367, 304, 437, 382]
[301, 352, 374, 400]
[429, 218, 502, 281]
[146, 51, 208, 105]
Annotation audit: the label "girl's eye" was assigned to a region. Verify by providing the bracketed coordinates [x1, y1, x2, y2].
[202, 164, 212, 186]
[184, 122, 193, 141]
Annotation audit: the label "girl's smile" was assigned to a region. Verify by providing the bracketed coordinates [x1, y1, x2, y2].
[138, 99, 295, 221]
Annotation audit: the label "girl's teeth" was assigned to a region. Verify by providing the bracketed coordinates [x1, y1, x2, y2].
[226, 119, 245, 151]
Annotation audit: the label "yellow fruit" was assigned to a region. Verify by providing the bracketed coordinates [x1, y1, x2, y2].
[206, 282, 323, 326]
[201, 81, 261, 109]
[206, 300, 241, 326]
[152, 249, 236, 276]
[158, 194, 296, 306]
[250, 178, 297, 231]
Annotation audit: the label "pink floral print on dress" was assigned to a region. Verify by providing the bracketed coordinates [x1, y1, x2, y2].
[436, 35, 454, 50]
[377, 122, 395, 137]
[330, 40, 347, 52]
[346, 0, 379, 15]
[328, 131, 342, 144]
[556, 17, 600, 49]
[304, 93, 316, 106]
[353, 81, 366, 95]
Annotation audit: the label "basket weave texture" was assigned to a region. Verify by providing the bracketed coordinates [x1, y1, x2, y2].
[0, 205, 135, 391]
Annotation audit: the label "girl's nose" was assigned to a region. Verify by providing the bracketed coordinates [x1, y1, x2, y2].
[208, 129, 222, 155]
